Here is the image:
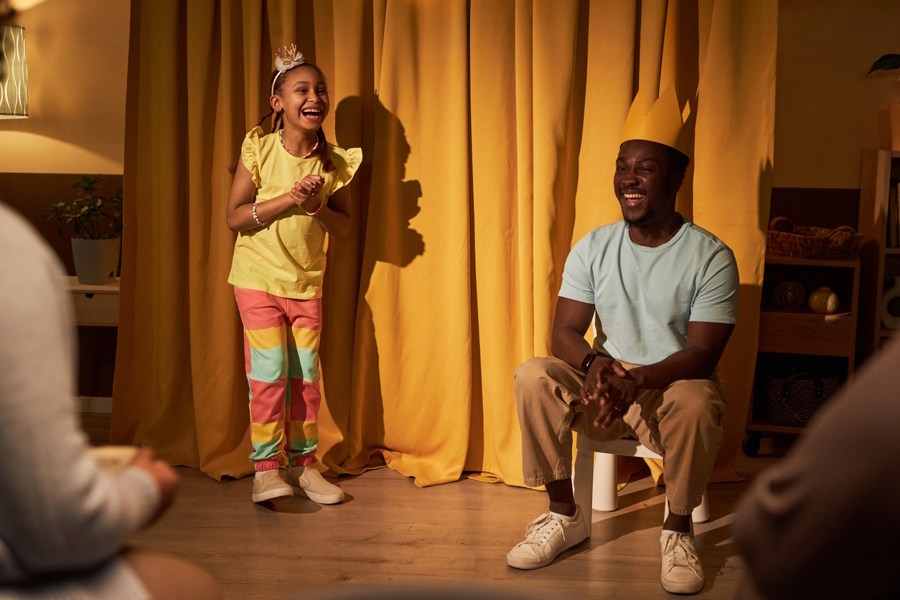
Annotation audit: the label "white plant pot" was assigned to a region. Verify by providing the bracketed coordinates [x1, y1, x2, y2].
[71, 238, 121, 285]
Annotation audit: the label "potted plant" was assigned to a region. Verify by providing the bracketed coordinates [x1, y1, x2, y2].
[47, 175, 123, 285]
[869, 54, 900, 151]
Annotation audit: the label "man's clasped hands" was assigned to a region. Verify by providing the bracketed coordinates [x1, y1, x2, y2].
[580, 356, 641, 429]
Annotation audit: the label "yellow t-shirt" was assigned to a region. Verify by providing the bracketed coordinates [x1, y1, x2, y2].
[228, 127, 362, 299]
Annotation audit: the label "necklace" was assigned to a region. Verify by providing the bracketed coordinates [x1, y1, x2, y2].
[279, 128, 318, 159]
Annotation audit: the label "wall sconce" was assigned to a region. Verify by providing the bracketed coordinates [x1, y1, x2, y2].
[0, 24, 28, 118]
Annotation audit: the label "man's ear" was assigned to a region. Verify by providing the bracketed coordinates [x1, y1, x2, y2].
[670, 170, 685, 194]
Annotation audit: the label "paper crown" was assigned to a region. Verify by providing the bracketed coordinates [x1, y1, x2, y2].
[620, 85, 691, 157]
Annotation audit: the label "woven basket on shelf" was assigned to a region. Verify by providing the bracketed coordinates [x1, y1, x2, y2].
[766, 217, 863, 259]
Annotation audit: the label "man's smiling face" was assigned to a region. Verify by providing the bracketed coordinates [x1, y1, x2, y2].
[613, 140, 682, 227]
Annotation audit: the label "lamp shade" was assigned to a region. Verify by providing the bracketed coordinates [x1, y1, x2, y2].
[0, 25, 28, 119]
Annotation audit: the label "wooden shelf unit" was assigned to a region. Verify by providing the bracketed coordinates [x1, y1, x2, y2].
[858, 150, 900, 360]
[764, 253, 861, 268]
[745, 254, 860, 444]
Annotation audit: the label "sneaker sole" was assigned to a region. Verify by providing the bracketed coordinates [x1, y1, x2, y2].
[252, 486, 293, 503]
[298, 487, 344, 504]
[660, 578, 704, 595]
[306, 491, 344, 504]
[506, 553, 557, 570]
[506, 529, 589, 570]
[288, 480, 344, 505]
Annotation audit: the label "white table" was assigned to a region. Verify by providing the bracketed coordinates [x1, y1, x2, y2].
[65, 276, 119, 413]
[65, 276, 120, 327]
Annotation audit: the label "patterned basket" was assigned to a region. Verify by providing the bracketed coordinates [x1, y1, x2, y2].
[766, 217, 863, 259]
[765, 371, 838, 427]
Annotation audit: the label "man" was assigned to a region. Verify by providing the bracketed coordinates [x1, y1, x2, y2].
[506, 87, 739, 596]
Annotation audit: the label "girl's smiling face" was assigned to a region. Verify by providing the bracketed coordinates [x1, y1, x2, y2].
[271, 64, 330, 133]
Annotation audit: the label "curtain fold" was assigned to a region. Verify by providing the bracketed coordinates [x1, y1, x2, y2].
[113, 0, 777, 487]
[693, 0, 777, 481]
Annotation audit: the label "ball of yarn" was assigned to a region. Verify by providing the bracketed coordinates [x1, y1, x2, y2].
[809, 286, 839, 315]
[774, 281, 806, 310]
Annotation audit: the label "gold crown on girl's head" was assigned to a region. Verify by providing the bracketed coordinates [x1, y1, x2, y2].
[620, 84, 692, 157]
[271, 44, 306, 95]
[275, 44, 305, 71]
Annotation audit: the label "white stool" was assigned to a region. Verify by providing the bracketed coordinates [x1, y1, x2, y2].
[573, 436, 709, 535]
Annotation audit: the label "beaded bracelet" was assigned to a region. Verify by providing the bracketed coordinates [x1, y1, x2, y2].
[305, 201, 324, 217]
[252, 202, 265, 227]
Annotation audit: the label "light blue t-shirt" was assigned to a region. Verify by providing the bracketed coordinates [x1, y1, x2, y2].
[559, 217, 738, 366]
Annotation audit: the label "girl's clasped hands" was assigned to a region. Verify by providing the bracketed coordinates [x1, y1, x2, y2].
[291, 174, 325, 212]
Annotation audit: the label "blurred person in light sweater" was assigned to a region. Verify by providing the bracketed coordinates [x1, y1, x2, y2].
[0, 202, 220, 599]
[734, 337, 900, 600]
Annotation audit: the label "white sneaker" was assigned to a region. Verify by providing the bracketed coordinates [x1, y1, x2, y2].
[506, 507, 589, 570]
[660, 530, 705, 594]
[287, 465, 344, 504]
[251, 470, 293, 503]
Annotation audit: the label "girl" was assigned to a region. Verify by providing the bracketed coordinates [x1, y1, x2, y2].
[226, 45, 361, 504]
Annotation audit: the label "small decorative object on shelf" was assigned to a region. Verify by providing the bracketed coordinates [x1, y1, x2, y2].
[883, 276, 900, 330]
[766, 217, 863, 259]
[774, 281, 806, 310]
[808, 286, 839, 315]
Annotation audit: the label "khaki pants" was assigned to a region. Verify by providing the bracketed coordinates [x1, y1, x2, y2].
[514, 356, 727, 515]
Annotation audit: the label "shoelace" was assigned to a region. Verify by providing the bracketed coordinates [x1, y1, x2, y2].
[518, 513, 565, 547]
[662, 533, 700, 575]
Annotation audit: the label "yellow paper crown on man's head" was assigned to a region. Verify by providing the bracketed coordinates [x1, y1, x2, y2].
[620, 85, 691, 157]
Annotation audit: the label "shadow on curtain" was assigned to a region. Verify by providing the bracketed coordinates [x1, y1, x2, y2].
[324, 95, 426, 474]
[112, 0, 777, 488]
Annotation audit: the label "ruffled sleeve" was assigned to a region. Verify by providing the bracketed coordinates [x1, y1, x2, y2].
[326, 146, 363, 199]
[241, 126, 264, 188]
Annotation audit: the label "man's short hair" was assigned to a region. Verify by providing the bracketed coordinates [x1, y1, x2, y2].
[666, 147, 690, 178]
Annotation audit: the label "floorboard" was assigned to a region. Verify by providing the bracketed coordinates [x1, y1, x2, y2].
[129, 449, 784, 599]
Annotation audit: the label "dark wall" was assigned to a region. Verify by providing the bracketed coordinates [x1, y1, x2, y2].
[1, 172, 123, 398]
[0, 173, 124, 275]
[769, 187, 861, 231]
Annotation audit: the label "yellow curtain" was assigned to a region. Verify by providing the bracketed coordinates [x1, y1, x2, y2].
[113, 0, 777, 487]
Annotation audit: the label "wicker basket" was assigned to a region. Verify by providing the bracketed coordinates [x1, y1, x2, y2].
[765, 371, 839, 427]
[766, 217, 863, 259]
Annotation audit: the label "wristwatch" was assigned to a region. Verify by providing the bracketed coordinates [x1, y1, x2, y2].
[581, 351, 601, 374]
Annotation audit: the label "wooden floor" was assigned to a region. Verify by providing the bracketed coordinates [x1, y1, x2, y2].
[129, 447, 785, 599]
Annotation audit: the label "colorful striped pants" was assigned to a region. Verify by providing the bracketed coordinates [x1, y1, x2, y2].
[234, 287, 322, 472]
